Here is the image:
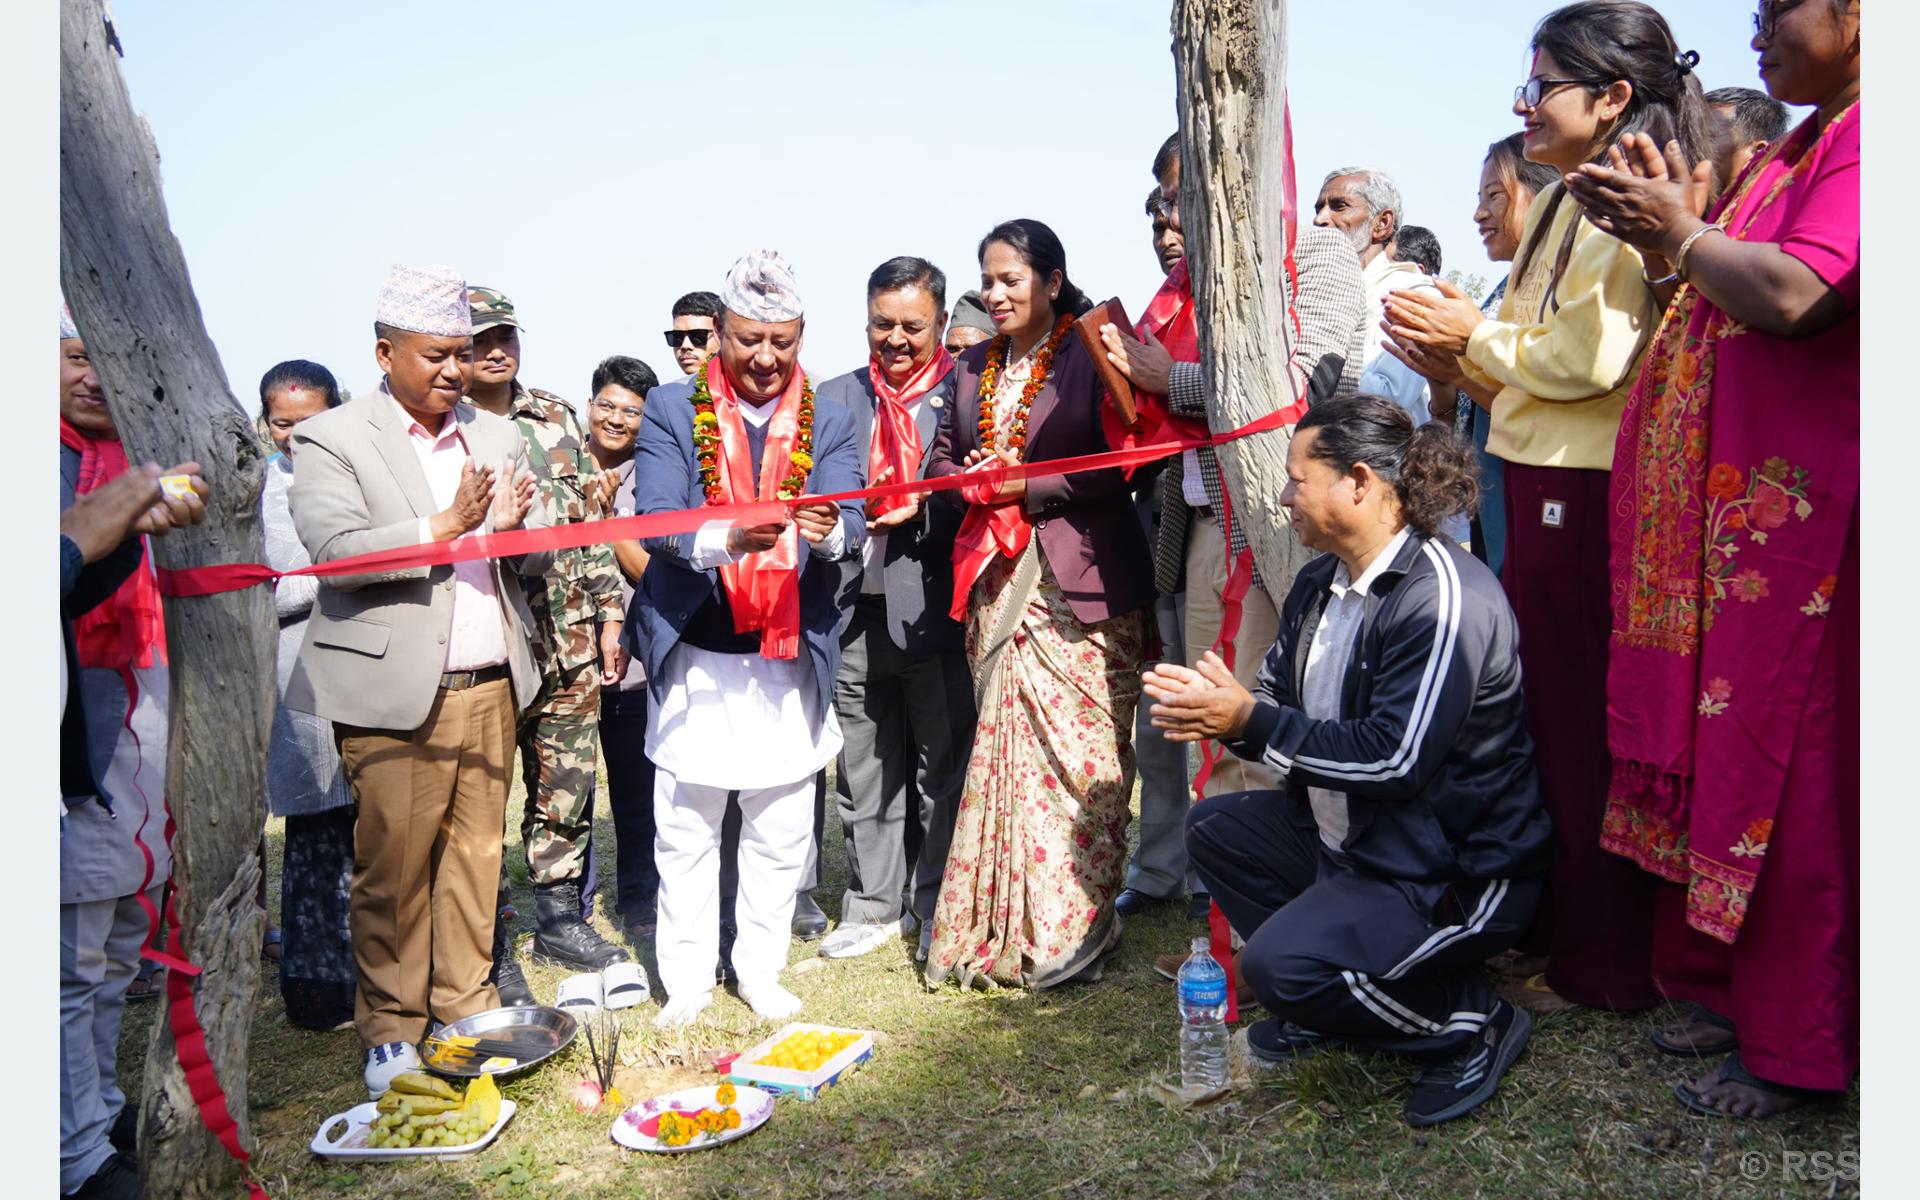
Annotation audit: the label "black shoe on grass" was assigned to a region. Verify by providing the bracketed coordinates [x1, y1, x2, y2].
[1404, 1000, 1533, 1127]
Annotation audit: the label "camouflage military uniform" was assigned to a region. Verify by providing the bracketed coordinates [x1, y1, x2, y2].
[506, 379, 623, 885]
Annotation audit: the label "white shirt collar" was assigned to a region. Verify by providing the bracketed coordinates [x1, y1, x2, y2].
[1329, 526, 1413, 600]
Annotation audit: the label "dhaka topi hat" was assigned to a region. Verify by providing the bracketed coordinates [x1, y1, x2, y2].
[60, 303, 79, 341]
[376, 264, 472, 338]
[950, 290, 995, 336]
[467, 286, 523, 334]
[720, 249, 804, 323]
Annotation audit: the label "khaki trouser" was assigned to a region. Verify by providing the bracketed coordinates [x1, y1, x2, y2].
[1182, 510, 1284, 796]
[337, 676, 514, 1047]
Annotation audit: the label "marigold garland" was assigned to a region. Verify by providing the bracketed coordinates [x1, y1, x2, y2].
[977, 313, 1074, 456]
[691, 357, 816, 502]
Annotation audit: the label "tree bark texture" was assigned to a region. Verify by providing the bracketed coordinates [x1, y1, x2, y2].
[1172, 0, 1316, 594]
[60, 1, 276, 1194]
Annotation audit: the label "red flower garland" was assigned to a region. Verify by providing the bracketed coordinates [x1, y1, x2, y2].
[690, 358, 815, 502]
[977, 313, 1074, 456]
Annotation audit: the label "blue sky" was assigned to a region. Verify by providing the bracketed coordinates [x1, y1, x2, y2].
[107, 0, 1789, 409]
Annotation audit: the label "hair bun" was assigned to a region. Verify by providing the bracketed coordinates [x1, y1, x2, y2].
[1674, 49, 1699, 76]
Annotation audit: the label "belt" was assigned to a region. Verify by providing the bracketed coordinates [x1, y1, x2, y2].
[439, 664, 509, 691]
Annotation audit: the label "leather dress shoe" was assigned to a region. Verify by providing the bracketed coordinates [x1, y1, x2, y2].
[1187, 891, 1214, 923]
[791, 892, 827, 941]
[529, 880, 630, 971]
[1113, 887, 1174, 917]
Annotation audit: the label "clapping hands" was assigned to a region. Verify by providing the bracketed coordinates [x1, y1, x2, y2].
[1141, 651, 1256, 743]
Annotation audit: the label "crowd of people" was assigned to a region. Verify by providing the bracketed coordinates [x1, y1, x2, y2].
[56, 0, 1858, 1193]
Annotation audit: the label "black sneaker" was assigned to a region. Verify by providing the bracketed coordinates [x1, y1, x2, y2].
[1403, 1000, 1533, 1127]
[1246, 1018, 1329, 1063]
[68, 1152, 140, 1200]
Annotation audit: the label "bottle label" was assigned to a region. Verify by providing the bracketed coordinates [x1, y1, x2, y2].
[1180, 979, 1227, 1007]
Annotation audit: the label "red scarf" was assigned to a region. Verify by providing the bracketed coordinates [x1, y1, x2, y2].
[1100, 261, 1208, 457]
[866, 347, 953, 517]
[948, 480, 1032, 621]
[1137, 259, 1200, 362]
[705, 360, 809, 659]
[61, 417, 168, 670]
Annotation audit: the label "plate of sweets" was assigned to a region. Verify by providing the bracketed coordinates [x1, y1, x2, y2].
[610, 1081, 774, 1154]
[727, 1023, 874, 1101]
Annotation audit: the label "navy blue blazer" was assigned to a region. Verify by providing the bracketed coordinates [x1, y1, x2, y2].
[624, 375, 867, 718]
[814, 366, 965, 655]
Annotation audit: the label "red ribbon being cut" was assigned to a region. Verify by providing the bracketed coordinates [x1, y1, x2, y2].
[157, 405, 1299, 599]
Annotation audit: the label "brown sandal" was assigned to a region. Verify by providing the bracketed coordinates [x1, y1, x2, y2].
[1495, 972, 1578, 1016]
[125, 962, 164, 1002]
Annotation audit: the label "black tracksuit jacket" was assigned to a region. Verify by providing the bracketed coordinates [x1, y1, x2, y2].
[1224, 530, 1553, 884]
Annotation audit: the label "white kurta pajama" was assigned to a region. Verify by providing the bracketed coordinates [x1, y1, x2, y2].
[646, 394, 847, 1001]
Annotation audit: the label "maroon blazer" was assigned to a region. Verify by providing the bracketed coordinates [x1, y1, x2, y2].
[927, 331, 1155, 625]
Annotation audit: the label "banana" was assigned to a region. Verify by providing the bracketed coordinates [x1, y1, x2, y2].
[388, 1072, 459, 1100]
[375, 1092, 461, 1115]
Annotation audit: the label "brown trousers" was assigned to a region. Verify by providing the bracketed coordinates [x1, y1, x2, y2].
[336, 677, 513, 1047]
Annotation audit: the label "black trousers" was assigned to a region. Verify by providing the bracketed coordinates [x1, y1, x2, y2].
[1186, 791, 1540, 1059]
[597, 685, 658, 917]
[830, 597, 973, 925]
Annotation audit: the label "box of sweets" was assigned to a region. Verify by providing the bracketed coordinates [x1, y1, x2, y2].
[724, 1023, 874, 1101]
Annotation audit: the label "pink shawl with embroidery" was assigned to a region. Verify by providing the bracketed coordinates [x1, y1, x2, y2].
[1602, 105, 1860, 943]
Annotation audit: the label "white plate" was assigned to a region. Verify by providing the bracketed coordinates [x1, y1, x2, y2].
[309, 1099, 517, 1162]
[610, 1085, 775, 1154]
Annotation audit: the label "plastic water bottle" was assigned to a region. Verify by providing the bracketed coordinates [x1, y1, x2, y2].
[1177, 936, 1230, 1094]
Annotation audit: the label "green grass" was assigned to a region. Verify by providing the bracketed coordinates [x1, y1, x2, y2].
[118, 768, 1859, 1199]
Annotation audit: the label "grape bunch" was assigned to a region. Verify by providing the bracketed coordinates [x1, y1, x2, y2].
[365, 1102, 492, 1150]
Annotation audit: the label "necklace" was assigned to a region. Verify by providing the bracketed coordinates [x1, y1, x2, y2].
[976, 313, 1073, 456]
[690, 358, 816, 502]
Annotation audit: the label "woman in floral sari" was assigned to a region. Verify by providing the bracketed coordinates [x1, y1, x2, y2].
[1565, 0, 1859, 1117]
[922, 219, 1155, 990]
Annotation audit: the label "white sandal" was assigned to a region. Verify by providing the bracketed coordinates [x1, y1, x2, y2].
[554, 972, 604, 1016]
[602, 960, 651, 1010]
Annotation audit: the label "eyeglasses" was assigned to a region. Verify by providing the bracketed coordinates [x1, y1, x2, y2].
[591, 398, 643, 422]
[1514, 76, 1606, 109]
[663, 329, 712, 350]
[1752, 0, 1801, 40]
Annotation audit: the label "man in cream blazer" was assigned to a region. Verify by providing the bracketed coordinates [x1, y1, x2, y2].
[286, 264, 553, 1097]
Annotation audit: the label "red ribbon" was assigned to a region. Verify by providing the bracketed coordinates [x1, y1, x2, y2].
[110, 662, 267, 1196]
[157, 407, 1298, 599]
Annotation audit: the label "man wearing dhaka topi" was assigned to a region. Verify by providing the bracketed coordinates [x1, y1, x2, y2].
[626, 250, 866, 1026]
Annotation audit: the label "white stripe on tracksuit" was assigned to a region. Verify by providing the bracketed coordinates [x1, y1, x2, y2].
[1292, 542, 1463, 782]
[1342, 969, 1446, 1035]
[1383, 878, 1510, 981]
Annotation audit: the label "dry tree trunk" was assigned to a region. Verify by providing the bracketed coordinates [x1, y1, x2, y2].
[1172, 0, 1315, 593]
[60, 0, 276, 1193]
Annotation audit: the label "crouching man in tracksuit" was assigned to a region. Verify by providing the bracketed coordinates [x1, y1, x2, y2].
[1143, 394, 1551, 1128]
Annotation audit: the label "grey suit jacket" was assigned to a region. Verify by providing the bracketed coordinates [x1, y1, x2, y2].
[284, 384, 554, 731]
[813, 366, 965, 654]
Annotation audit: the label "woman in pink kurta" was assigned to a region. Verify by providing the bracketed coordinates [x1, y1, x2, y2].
[1565, 0, 1859, 1117]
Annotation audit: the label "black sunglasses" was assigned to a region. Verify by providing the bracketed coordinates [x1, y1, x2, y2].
[1514, 76, 1607, 109]
[663, 329, 712, 349]
[1753, 0, 1802, 40]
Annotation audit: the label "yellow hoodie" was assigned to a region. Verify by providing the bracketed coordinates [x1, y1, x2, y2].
[1459, 184, 1658, 471]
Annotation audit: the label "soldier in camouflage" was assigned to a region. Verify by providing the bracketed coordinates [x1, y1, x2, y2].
[465, 287, 631, 994]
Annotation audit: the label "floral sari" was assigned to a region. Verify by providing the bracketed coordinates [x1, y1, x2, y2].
[1602, 105, 1860, 944]
[925, 346, 1149, 991]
